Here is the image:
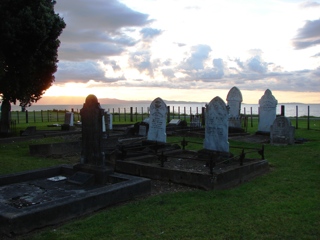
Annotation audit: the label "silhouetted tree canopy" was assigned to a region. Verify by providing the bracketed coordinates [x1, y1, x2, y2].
[0, 0, 65, 134]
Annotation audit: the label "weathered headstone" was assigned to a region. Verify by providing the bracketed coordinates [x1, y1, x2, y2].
[226, 86, 243, 128]
[79, 94, 105, 166]
[204, 96, 229, 152]
[64, 112, 74, 126]
[270, 116, 295, 145]
[258, 89, 278, 133]
[147, 97, 167, 143]
[190, 115, 201, 127]
[104, 111, 113, 130]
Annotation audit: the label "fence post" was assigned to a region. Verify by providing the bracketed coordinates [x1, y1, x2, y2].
[124, 108, 126, 122]
[135, 107, 137, 122]
[56, 111, 58, 122]
[250, 107, 253, 127]
[118, 108, 120, 122]
[307, 105, 310, 130]
[47, 110, 49, 122]
[141, 107, 143, 121]
[167, 106, 170, 123]
[178, 106, 180, 119]
[33, 110, 36, 123]
[295, 105, 298, 129]
[41, 110, 43, 122]
[26, 110, 28, 124]
[130, 107, 133, 122]
[184, 107, 186, 120]
[16, 111, 19, 124]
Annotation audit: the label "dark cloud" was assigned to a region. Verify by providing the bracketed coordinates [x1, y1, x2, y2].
[55, 0, 152, 32]
[292, 18, 320, 49]
[55, 0, 152, 61]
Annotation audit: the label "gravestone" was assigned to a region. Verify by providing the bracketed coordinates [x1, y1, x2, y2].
[104, 111, 113, 130]
[64, 112, 74, 126]
[226, 86, 243, 128]
[72, 94, 113, 184]
[190, 115, 201, 127]
[147, 97, 167, 143]
[79, 94, 105, 166]
[270, 116, 295, 145]
[204, 96, 229, 152]
[258, 89, 278, 133]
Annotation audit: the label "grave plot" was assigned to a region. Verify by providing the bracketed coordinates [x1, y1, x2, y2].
[115, 138, 269, 190]
[0, 165, 150, 236]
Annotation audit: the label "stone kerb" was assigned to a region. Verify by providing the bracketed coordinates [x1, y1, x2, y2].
[258, 89, 278, 133]
[204, 96, 229, 153]
[226, 86, 243, 128]
[147, 97, 167, 143]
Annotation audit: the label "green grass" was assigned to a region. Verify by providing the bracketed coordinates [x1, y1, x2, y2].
[0, 120, 319, 239]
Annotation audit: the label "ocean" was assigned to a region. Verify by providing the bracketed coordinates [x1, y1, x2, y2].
[9, 102, 320, 117]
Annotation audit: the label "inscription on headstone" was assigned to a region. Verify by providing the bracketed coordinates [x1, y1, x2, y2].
[147, 97, 167, 143]
[226, 86, 243, 128]
[258, 89, 278, 133]
[80, 94, 105, 166]
[204, 96, 229, 152]
[270, 116, 295, 145]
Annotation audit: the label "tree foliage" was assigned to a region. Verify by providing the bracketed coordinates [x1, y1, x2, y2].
[0, 0, 65, 107]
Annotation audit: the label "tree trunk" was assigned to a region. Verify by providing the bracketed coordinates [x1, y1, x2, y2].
[0, 99, 11, 136]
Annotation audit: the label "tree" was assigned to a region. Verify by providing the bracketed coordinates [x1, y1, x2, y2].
[0, 0, 65, 135]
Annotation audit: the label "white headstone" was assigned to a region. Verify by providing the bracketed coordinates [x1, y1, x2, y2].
[147, 97, 167, 143]
[169, 119, 181, 125]
[258, 89, 278, 133]
[104, 112, 113, 130]
[64, 112, 74, 126]
[270, 116, 295, 145]
[226, 86, 243, 128]
[204, 96, 229, 152]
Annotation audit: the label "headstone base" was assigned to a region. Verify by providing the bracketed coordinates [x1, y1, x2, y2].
[73, 163, 114, 185]
[255, 131, 270, 136]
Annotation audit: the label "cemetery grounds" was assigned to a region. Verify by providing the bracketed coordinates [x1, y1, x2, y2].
[0, 117, 319, 239]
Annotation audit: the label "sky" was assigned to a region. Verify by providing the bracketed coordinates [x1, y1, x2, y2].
[43, 0, 320, 104]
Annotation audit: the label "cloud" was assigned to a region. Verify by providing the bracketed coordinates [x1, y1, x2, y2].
[179, 44, 212, 70]
[55, 61, 125, 83]
[300, 1, 320, 8]
[140, 28, 163, 41]
[55, 0, 152, 61]
[128, 50, 154, 77]
[292, 18, 320, 49]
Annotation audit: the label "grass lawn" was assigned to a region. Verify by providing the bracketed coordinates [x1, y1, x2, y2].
[0, 120, 319, 239]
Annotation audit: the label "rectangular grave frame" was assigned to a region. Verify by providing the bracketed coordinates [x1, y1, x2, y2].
[0, 165, 150, 236]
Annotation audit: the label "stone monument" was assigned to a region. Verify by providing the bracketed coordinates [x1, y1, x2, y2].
[257, 89, 278, 133]
[64, 112, 74, 126]
[204, 96, 229, 152]
[147, 97, 167, 143]
[71, 94, 114, 185]
[226, 86, 243, 129]
[270, 116, 295, 145]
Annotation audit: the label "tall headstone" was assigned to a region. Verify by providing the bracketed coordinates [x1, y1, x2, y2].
[147, 97, 167, 143]
[204, 96, 229, 152]
[80, 94, 105, 166]
[258, 89, 278, 133]
[226, 86, 243, 128]
[270, 116, 295, 145]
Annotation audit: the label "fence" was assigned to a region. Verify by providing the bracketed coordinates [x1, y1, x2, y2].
[3, 105, 320, 130]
